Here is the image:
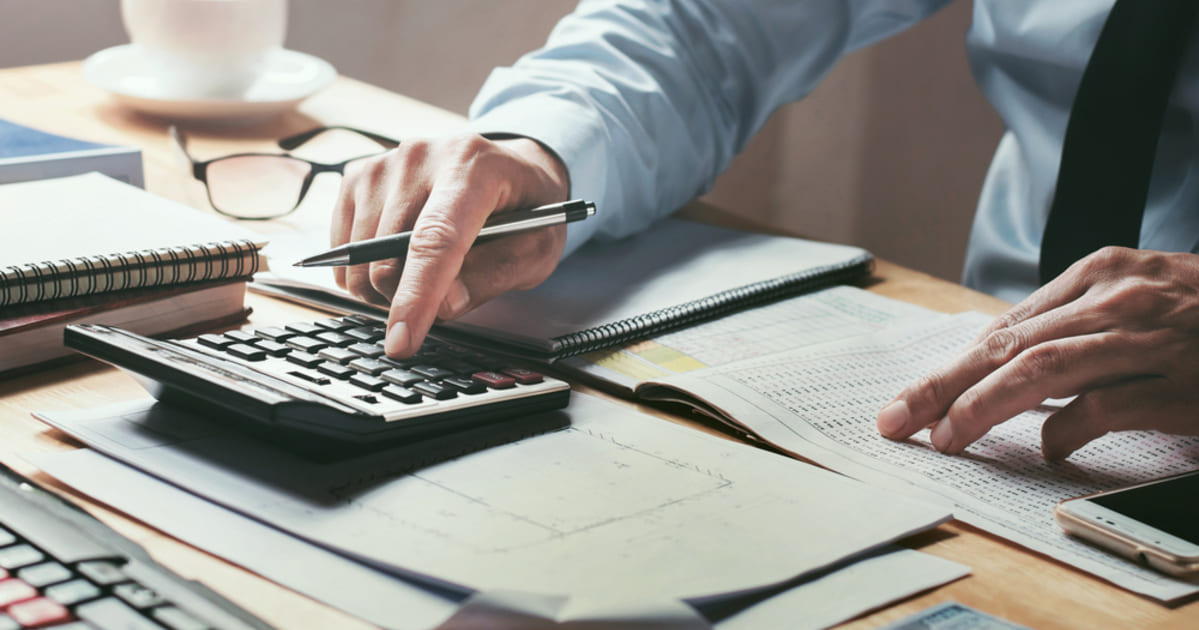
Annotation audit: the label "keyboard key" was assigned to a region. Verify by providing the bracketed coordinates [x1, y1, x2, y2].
[77, 597, 163, 630]
[0, 613, 19, 630]
[114, 582, 166, 609]
[225, 343, 266, 361]
[316, 362, 355, 380]
[153, 605, 209, 630]
[472, 371, 516, 389]
[7, 597, 70, 628]
[223, 330, 257, 344]
[76, 561, 125, 585]
[313, 318, 353, 332]
[16, 562, 71, 588]
[285, 351, 323, 368]
[445, 376, 486, 395]
[0, 545, 43, 570]
[347, 358, 391, 376]
[0, 578, 36, 606]
[411, 381, 456, 400]
[501, 367, 544, 385]
[381, 385, 421, 404]
[44, 579, 101, 606]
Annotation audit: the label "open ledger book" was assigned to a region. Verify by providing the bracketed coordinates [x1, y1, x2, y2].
[255, 218, 874, 360]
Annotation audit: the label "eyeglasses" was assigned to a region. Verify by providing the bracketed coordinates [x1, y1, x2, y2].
[171, 125, 401, 220]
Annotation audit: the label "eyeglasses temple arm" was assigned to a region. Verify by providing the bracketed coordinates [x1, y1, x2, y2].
[276, 125, 401, 151]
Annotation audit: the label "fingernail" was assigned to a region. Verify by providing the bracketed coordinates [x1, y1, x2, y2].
[877, 400, 911, 437]
[384, 322, 409, 356]
[930, 418, 954, 453]
[442, 280, 470, 317]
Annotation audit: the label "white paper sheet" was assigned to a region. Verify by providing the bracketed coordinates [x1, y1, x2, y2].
[33, 393, 950, 604]
[29, 448, 967, 630]
[646, 313, 1199, 601]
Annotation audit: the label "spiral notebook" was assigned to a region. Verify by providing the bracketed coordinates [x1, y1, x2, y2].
[0, 172, 267, 307]
[257, 217, 873, 361]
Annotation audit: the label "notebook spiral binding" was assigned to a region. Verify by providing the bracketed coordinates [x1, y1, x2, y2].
[0, 239, 262, 308]
[551, 254, 875, 359]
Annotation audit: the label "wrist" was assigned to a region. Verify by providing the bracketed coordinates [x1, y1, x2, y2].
[490, 135, 571, 202]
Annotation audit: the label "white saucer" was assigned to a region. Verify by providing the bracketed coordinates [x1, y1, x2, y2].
[82, 45, 337, 123]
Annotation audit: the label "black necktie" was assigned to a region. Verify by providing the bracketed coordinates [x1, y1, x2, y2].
[1038, 0, 1199, 285]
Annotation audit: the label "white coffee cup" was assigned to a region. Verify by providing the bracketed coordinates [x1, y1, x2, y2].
[120, 0, 288, 99]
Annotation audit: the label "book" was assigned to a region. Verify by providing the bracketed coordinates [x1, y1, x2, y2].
[0, 118, 144, 187]
[255, 217, 875, 360]
[0, 172, 268, 308]
[0, 279, 250, 376]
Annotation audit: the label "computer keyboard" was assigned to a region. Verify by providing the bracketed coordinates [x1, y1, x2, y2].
[64, 314, 570, 448]
[0, 461, 270, 630]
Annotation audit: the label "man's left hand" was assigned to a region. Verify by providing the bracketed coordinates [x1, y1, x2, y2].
[876, 246, 1199, 460]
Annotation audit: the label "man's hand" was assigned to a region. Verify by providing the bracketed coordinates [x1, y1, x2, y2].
[877, 247, 1199, 460]
[331, 132, 571, 358]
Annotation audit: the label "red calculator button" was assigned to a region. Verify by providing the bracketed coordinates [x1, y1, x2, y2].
[472, 371, 516, 389]
[500, 368, 543, 385]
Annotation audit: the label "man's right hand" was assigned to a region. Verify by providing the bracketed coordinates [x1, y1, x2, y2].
[330, 132, 572, 358]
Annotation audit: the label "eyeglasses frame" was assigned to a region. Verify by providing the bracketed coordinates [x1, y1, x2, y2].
[170, 125, 402, 220]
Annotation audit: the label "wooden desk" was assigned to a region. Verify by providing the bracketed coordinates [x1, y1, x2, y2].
[0, 61, 1193, 629]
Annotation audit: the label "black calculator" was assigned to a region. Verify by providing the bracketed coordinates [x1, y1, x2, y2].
[64, 314, 570, 447]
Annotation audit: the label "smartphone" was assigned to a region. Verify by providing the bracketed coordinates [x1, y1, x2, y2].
[1055, 469, 1199, 578]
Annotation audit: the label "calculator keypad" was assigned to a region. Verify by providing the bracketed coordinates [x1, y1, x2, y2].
[184, 315, 565, 423]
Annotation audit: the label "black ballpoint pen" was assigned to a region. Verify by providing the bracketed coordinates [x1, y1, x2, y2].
[294, 199, 596, 267]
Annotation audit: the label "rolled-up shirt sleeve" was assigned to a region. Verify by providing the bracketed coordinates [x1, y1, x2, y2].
[468, 0, 954, 256]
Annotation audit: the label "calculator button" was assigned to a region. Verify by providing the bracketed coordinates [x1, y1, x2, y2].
[76, 561, 125, 585]
[253, 326, 295, 342]
[16, 562, 71, 588]
[196, 334, 234, 350]
[316, 362, 355, 380]
[317, 347, 359, 364]
[344, 326, 384, 343]
[283, 322, 323, 336]
[348, 358, 391, 376]
[44, 579, 99, 606]
[315, 331, 356, 347]
[0, 527, 15, 547]
[225, 344, 267, 361]
[255, 340, 291, 357]
[0, 546, 43, 570]
[313, 318, 353, 331]
[285, 351, 323, 368]
[6, 597, 70, 628]
[113, 582, 166, 609]
[381, 385, 422, 404]
[380, 368, 423, 386]
[287, 371, 331, 386]
[501, 367, 544, 385]
[340, 315, 380, 327]
[77, 597, 162, 630]
[410, 381, 456, 400]
[411, 365, 455, 380]
[223, 330, 257, 344]
[347, 342, 385, 358]
[349, 374, 388, 392]
[285, 337, 329, 353]
[444, 377, 487, 395]
[471, 371, 516, 389]
[0, 578, 36, 606]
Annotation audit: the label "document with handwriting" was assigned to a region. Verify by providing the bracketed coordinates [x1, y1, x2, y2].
[640, 313, 1199, 601]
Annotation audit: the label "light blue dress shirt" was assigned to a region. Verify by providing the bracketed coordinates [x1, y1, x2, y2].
[467, 0, 1199, 303]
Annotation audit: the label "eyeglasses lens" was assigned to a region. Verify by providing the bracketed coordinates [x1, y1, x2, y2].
[205, 155, 313, 219]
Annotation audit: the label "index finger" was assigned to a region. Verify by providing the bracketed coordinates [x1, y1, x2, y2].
[383, 183, 495, 357]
